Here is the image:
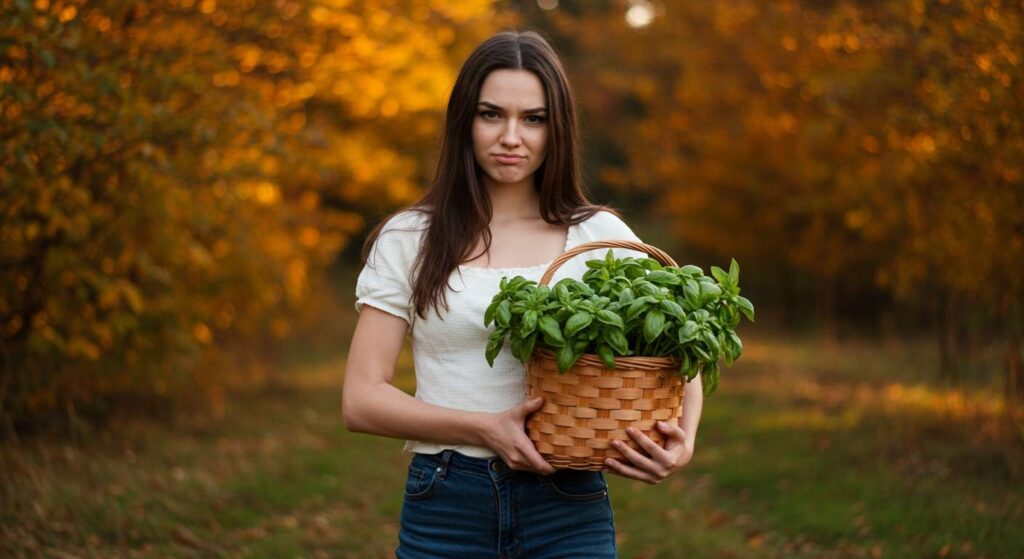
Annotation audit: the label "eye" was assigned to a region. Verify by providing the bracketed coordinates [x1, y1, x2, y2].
[526, 115, 547, 124]
[480, 110, 499, 119]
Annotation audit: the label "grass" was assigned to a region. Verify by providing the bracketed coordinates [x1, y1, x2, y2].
[2, 318, 1022, 557]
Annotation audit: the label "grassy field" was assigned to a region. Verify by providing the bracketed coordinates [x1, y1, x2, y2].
[3, 328, 1021, 558]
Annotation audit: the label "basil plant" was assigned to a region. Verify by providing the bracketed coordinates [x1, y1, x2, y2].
[483, 250, 754, 396]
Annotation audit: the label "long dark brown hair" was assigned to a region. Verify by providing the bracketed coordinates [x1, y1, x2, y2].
[361, 29, 624, 321]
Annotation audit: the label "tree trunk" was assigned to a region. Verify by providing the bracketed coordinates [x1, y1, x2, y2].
[1004, 298, 1024, 471]
[937, 289, 961, 388]
[816, 276, 837, 346]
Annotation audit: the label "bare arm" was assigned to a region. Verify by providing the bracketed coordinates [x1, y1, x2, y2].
[678, 372, 703, 444]
[341, 305, 555, 474]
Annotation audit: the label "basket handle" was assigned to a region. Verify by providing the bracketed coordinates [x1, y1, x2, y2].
[539, 240, 679, 286]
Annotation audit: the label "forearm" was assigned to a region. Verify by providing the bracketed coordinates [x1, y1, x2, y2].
[343, 381, 492, 448]
[678, 373, 703, 443]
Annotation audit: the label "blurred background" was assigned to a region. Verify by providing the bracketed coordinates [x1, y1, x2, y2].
[2, 0, 1022, 557]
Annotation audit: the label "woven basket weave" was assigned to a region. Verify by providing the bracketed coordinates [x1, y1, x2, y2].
[525, 240, 687, 471]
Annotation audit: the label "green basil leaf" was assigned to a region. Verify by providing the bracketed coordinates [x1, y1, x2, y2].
[605, 327, 629, 355]
[729, 332, 743, 358]
[496, 299, 512, 327]
[643, 309, 665, 343]
[595, 309, 624, 330]
[565, 312, 592, 338]
[736, 296, 755, 322]
[523, 309, 538, 334]
[679, 352, 692, 378]
[617, 287, 635, 306]
[639, 258, 662, 271]
[729, 258, 740, 287]
[710, 265, 729, 287]
[485, 336, 503, 366]
[510, 335, 524, 362]
[538, 315, 565, 346]
[555, 282, 572, 306]
[678, 320, 699, 343]
[660, 298, 685, 320]
[627, 296, 653, 322]
[647, 270, 681, 285]
[522, 331, 538, 362]
[683, 281, 701, 309]
[484, 298, 500, 326]
[693, 343, 712, 362]
[597, 344, 616, 369]
[556, 344, 576, 373]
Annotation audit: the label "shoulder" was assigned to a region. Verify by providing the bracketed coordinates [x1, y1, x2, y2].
[576, 209, 641, 242]
[380, 208, 430, 234]
[373, 209, 429, 248]
[365, 208, 430, 269]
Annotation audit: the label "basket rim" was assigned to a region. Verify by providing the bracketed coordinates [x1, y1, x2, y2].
[530, 346, 682, 370]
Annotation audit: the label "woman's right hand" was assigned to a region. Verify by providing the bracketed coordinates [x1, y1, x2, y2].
[482, 397, 556, 475]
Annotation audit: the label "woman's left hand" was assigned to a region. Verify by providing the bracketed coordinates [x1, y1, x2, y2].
[603, 421, 694, 484]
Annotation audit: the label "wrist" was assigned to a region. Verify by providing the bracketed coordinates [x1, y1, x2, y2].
[469, 411, 497, 448]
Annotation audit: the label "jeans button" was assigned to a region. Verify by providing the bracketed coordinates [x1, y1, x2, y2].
[491, 461, 503, 472]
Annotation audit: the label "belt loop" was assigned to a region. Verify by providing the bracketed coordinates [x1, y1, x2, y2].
[437, 449, 454, 480]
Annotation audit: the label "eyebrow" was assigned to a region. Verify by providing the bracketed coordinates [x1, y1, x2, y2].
[477, 101, 548, 114]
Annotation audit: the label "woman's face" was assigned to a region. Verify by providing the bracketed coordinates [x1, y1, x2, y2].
[472, 69, 549, 188]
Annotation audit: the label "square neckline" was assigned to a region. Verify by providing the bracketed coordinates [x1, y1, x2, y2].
[456, 221, 578, 274]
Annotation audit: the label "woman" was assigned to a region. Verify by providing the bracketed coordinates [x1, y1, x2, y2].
[342, 29, 702, 558]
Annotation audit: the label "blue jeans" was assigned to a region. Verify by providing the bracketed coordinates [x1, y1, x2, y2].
[396, 449, 617, 558]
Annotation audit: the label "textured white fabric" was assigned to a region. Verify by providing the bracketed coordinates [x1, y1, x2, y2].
[354, 209, 646, 458]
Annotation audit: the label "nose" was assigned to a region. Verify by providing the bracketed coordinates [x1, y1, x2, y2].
[500, 120, 522, 148]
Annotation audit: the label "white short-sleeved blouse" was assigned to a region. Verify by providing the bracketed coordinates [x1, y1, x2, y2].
[354, 209, 647, 458]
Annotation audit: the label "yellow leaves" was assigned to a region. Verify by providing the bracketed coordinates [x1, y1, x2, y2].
[212, 70, 240, 87]
[2, 0, 499, 421]
[237, 44, 263, 73]
[843, 207, 871, 233]
[781, 35, 797, 51]
[67, 336, 101, 360]
[98, 278, 145, 314]
[975, 54, 993, 73]
[299, 226, 320, 248]
[238, 181, 282, 205]
[285, 258, 307, 303]
[193, 323, 213, 344]
[58, 5, 77, 23]
[904, 132, 937, 156]
[271, 317, 290, 338]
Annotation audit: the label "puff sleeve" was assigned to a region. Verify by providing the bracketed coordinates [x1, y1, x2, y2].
[579, 210, 649, 262]
[354, 212, 424, 330]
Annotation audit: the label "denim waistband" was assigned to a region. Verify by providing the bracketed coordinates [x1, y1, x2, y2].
[414, 449, 535, 481]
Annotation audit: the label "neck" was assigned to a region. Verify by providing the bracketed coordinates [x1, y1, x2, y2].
[483, 175, 542, 222]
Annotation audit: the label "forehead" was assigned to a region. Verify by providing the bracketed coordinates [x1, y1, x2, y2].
[477, 69, 547, 107]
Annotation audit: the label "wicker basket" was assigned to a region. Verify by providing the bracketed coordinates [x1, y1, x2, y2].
[525, 240, 687, 471]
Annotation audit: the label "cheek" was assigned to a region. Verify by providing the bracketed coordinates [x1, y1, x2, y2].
[532, 129, 549, 156]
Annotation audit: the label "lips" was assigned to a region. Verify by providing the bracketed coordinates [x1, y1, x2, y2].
[494, 154, 524, 164]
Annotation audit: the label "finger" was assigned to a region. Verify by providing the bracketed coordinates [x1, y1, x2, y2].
[610, 437, 661, 473]
[626, 427, 673, 465]
[657, 421, 688, 450]
[520, 397, 545, 415]
[527, 447, 556, 474]
[515, 439, 555, 474]
[604, 457, 657, 484]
